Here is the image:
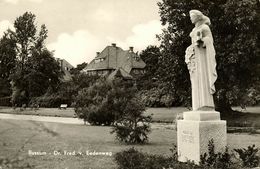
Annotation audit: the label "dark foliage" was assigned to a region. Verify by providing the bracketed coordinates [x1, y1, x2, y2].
[0, 32, 16, 98]
[136, 46, 186, 107]
[0, 33, 16, 79]
[29, 94, 71, 108]
[0, 156, 34, 169]
[114, 147, 178, 169]
[0, 78, 12, 98]
[70, 62, 88, 75]
[109, 79, 152, 144]
[74, 78, 115, 125]
[157, 0, 260, 111]
[234, 144, 260, 168]
[0, 96, 11, 106]
[4, 12, 62, 106]
[71, 73, 100, 91]
[24, 49, 62, 98]
[74, 77, 152, 143]
[200, 139, 233, 168]
[136, 46, 161, 91]
[29, 72, 100, 108]
[114, 143, 257, 169]
[138, 87, 181, 107]
[111, 98, 152, 144]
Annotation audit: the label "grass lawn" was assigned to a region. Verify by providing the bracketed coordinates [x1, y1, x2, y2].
[0, 107, 77, 118]
[0, 119, 260, 169]
[1, 106, 260, 128]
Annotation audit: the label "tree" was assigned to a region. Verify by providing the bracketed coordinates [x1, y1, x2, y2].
[74, 78, 136, 125]
[29, 72, 100, 108]
[24, 49, 62, 98]
[11, 12, 48, 71]
[74, 78, 152, 143]
[70, 62, 88, 75]
[136, 46, 178, 107]
[111, 97, 152, 144]
[74, 78, 115, 125]
[71, 73, 100, 90]
[0, 32, 16, 79]
[0, 32, 16, 97]
[157, 0, 260, 112]
[8, 12, 61, 105]
[136, 46, 161, 90]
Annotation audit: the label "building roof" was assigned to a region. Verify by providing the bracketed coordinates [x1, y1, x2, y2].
[57, 59, 74, 69]
[107, 68, 133, 80]
[84, 44, 146, 73]
[56, 58, 74, 82]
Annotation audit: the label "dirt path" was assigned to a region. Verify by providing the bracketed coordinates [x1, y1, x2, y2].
[0, 113, 84, 124]
[0, 113, 176, 130]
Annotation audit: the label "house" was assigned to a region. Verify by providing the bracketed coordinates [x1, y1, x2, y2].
[56, 58, 74, 81]
[83, 43, 146, 80]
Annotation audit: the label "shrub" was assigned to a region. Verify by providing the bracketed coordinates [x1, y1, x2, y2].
[28, 74, 100, 108]
[109, 79, 152, 144]
[29, 94, 72, 108]
[0, 96, 11, 106]
[200, 139, 233, 169]
[114, 147, 177, 169]
[114, 147, 146, 169]
[74, 79, 114, 125]
[11, 87, 28, 107]
[71, 73, 100, 90]
[138, 88, 179, 107]
[111, 98, 152, 144]
[114, 145, 250, 169]
[114, 147, 210, 169]
[75, 78, 153, 143]
[0, 156, 34, 169]
[234, 144, 260, 168]
[0, 78, 12, 97]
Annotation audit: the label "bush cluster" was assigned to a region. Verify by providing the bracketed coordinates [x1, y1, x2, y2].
[0, 156, 34, 169]
[234, 145, 260, 168]
[0, 96, 11, 106]
[29, 94, 72, 108]
[138, 88, 185, 107]
[115, 143, 260, 169]
[74, 80, 115, 125]
[114, 147, 177, 169]
[74, 78, 152, 144]
[111, 98, 152, 144]
[200, 139, 233, 168]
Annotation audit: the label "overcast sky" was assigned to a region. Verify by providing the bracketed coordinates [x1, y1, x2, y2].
[0, 0, 162, 66]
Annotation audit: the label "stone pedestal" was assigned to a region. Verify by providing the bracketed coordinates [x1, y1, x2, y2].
[177, 111, 227, 164]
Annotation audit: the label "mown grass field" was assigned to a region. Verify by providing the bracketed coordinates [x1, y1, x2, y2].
[0, 119, 260, 169]
[0, 106, 260, 127]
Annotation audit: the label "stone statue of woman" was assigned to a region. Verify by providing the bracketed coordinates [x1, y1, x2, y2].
[185, 10, 217, 111]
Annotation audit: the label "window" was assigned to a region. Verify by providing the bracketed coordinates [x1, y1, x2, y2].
[132, 69, 140, 74]
[132, 55, 140, 61]
[94, 58, 105, 63]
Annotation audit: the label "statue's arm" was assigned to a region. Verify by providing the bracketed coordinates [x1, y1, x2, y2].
[200, 25, 213, 47]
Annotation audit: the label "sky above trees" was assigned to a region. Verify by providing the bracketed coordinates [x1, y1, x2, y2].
[0, 0, 162, 66]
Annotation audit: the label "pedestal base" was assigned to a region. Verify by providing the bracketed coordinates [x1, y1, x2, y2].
[177, 111, 227, 164]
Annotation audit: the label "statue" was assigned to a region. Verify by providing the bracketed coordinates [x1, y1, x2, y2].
[185, 10, 217, 111]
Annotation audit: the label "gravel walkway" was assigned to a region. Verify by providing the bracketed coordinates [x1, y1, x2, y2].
[0, 113, 175, 129]
[0, 113, 84, 124]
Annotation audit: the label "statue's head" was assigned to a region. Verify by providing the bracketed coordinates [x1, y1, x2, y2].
[189, 10, 210, 25]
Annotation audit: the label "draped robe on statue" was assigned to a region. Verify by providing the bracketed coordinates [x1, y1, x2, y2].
[185, 24, 217, 111]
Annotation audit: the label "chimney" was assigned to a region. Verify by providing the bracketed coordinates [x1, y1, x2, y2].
[112, 43, 116, 47]
[129, 46, 134, 52]
[96, 52, 100, 57]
